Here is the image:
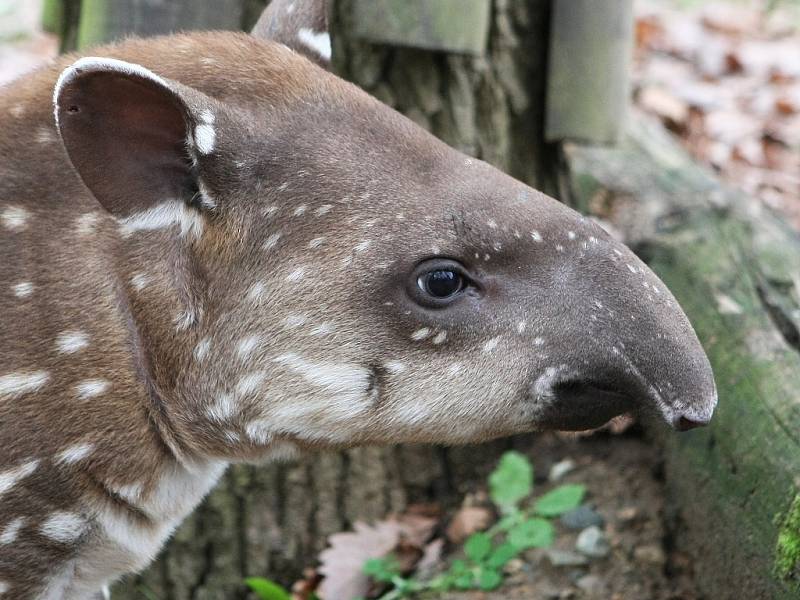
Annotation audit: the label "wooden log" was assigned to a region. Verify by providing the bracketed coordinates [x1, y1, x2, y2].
[561, 114, 800, 599]
[545, 0, 633, 144]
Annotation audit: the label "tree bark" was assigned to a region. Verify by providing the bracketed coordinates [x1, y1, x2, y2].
[106, 2, 554, 598]
[561, 115, 800, 599]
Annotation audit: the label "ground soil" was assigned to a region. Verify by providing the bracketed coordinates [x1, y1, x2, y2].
[432, 430, 700, 600]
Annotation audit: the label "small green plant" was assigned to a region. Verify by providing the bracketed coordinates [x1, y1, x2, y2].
[244, 451, 585, 600]
[244, 577, 293, 600]
[367, 450, 586, 598]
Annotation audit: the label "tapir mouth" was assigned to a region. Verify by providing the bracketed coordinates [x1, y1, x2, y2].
[537, 379, 640, 431]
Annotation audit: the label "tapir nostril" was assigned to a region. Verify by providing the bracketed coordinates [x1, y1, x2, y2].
[675, 415, 709, 431]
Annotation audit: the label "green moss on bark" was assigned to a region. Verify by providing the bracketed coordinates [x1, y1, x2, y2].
[775, 493, 800, 587]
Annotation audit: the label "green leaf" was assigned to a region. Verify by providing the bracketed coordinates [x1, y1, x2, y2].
[477, 567, 503, 591]
[244, 577, 291, 600]
[464, 532, 492, 563]
[448, 559, 469, 576]
[363, 557, 400, 582]
[488, 451, 533, 512]
[508, 518, 554, 549]
[534, 484, 587, 517]
[486, 542, 519, 568]
[495, 512, 523, 532]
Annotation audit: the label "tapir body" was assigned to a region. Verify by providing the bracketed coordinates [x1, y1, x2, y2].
[0, 7, 716, 599]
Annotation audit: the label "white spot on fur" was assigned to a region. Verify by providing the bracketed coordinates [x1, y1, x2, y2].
[0, 371, 49, 398]
[174, 308, 199, 331]
[0, 517, 25, 545]
[236, 335, 262, 359]
[534, 337, 545, 346]
[114, 482, 144, 503]
[247, 282, 267, 303]
[517, 320, 527, 334]
[194, 338, 211, 362]
[55, 330, 89, 354]
[131, 272, 149, 291]
[263, 233, 282, 249]
[273, 353, 372, 420]
[310, 322, 335, 336]
[432, 331, 447, 345]
[567, 231, 576, 240]
[533, 366, 560, 400]
[447, 363, 462, 375]
[74, 213, 99, 237]
[314, 205, 332, 216]
[308, 237, 325, 249]
[530, 230, 542, 242]
[75, 378, 110, 399]
[555, 244, 564, 252]
[118, 200, 203, 239]
[613, 248, 623, 257]
[284, 314, 307, 329]
[199, 109, 215, 124]
[294, 205, 307, 216]
[286, 266, 306, 282]
[384, 361, 406, 374]
[10, 104, 24, 118]
[245, 420, 273, 444]
[12, 281, 33, 298]
[298, 29, 332, 61]
[41, 512, 88, 543]
[194, 123, 216, 154]
[207, 393, 235, 422]
[0, 459, 39, 496]
[56, 442, 94, 465]
[626, 264, 638, 273]
[482, 336, 501, 352]
[411, 328, 431, 341]
[1, 206, 29, 231]
[0, 581, 7, 593]
[235, 371, 267, 396]
[487, 219, 498, 228]
[355, 240, 371, 252]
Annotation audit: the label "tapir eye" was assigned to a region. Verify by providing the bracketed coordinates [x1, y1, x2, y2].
[418, 270, 463, 298]
[409, 259, 474, 308]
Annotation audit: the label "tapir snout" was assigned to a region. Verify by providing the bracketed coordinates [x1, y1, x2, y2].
[504, 193, 718, 432]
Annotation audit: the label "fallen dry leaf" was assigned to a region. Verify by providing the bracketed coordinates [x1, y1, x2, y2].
[445, 506, 493, 544]
[317, 520, 403, 600]
[316, 513, 438, 600]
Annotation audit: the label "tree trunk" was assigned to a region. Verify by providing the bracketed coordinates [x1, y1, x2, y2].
[561, 115, 800, 599]
[110, 3, 553, 598]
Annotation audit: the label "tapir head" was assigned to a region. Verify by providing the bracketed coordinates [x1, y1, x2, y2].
[50, 13, 716, 455]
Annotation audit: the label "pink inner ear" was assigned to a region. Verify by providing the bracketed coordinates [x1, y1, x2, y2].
[57, 71, 194, 218]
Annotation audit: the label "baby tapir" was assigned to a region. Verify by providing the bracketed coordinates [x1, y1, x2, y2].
[0, 1, 716, 598]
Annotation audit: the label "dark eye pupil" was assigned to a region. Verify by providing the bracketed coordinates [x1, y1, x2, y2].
[421, 270, 462, 298]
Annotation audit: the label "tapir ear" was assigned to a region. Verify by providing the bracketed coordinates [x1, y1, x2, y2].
[54, 57, 217, 222]
[251, 0, 331, 69]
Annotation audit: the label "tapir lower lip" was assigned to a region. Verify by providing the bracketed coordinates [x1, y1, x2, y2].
[538, 380, 638, 431]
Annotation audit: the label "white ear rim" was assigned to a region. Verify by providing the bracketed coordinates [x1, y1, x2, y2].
[297, 28, 331, 61]
[53, 57, 169, 126]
